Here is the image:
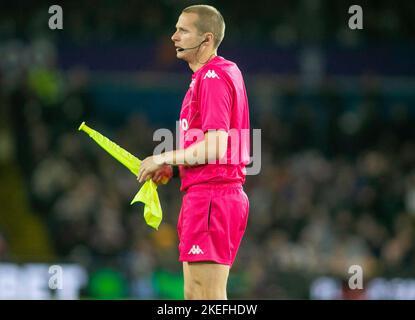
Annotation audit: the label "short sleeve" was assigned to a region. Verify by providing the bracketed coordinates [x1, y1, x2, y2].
[198, 69, 233, 132]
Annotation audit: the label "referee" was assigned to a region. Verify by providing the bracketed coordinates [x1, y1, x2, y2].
[138, 5, 250, 300]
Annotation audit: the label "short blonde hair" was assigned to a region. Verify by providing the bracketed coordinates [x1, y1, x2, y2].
[182, 5, 225, 49]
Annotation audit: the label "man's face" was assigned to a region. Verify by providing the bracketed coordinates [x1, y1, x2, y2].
[171, 13, 203, 61]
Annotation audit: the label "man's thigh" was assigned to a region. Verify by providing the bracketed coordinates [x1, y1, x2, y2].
[183, 261, 229, 288]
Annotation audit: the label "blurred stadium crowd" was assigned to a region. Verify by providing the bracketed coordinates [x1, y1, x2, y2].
[1, 1, 415, 299]
[2, 1, 414, 44]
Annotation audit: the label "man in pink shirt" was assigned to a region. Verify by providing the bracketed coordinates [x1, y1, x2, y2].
[138, 4, 250, 300]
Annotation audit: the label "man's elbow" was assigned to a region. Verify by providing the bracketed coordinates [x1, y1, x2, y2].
[206, 131, 228, 161]
[217, 140, 228, 160]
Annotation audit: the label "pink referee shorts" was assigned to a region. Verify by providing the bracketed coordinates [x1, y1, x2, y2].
[177, 183, 249, 267]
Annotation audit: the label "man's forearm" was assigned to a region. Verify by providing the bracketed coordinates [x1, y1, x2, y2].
[155, 134, 226, 166]
[155, 140, 210, 166]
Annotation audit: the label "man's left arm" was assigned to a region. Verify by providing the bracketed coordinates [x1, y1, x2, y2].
[137, 130, 228, 183]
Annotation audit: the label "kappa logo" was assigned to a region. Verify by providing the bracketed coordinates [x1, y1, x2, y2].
[203, 70, 220, 79]
[188, 245, 204, 255]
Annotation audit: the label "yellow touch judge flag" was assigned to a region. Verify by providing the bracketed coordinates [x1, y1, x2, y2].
[78, 121, 163, 230]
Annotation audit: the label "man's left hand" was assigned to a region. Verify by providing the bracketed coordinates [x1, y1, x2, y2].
[137, 155, 164, 183]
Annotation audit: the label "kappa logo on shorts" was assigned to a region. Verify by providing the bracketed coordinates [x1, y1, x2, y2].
[203, 70, 220, 80]
[188, 245, 204, 255]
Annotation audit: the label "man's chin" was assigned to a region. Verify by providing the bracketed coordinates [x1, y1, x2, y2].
[176, 51, 188, 61]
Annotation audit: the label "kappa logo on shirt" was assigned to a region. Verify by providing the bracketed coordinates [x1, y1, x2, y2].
[203, 70, 220, 80]
[188, 245, 204, 255]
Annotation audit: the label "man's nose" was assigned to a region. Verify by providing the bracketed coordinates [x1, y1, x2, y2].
[171, 31, 179, 42]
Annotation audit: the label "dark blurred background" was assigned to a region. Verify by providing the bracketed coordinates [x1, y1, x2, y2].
[1, 0, 415, 299]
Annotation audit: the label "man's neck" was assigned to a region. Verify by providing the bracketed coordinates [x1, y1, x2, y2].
[189, 50, 217, 73]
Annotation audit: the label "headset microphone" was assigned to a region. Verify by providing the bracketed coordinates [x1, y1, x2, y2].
[177, 39, 208, 52]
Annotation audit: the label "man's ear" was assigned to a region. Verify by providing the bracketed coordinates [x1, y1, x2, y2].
[204, 33, 214, 44]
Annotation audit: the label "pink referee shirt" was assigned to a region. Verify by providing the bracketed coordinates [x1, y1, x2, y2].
[178, 55, 250, 191]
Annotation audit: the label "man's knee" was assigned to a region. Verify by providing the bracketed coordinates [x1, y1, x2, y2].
[184, 277, 203, 300]
[184, 274, 202, 299]
[202, 286, 226, 300]
[184, 285, 194, 300]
